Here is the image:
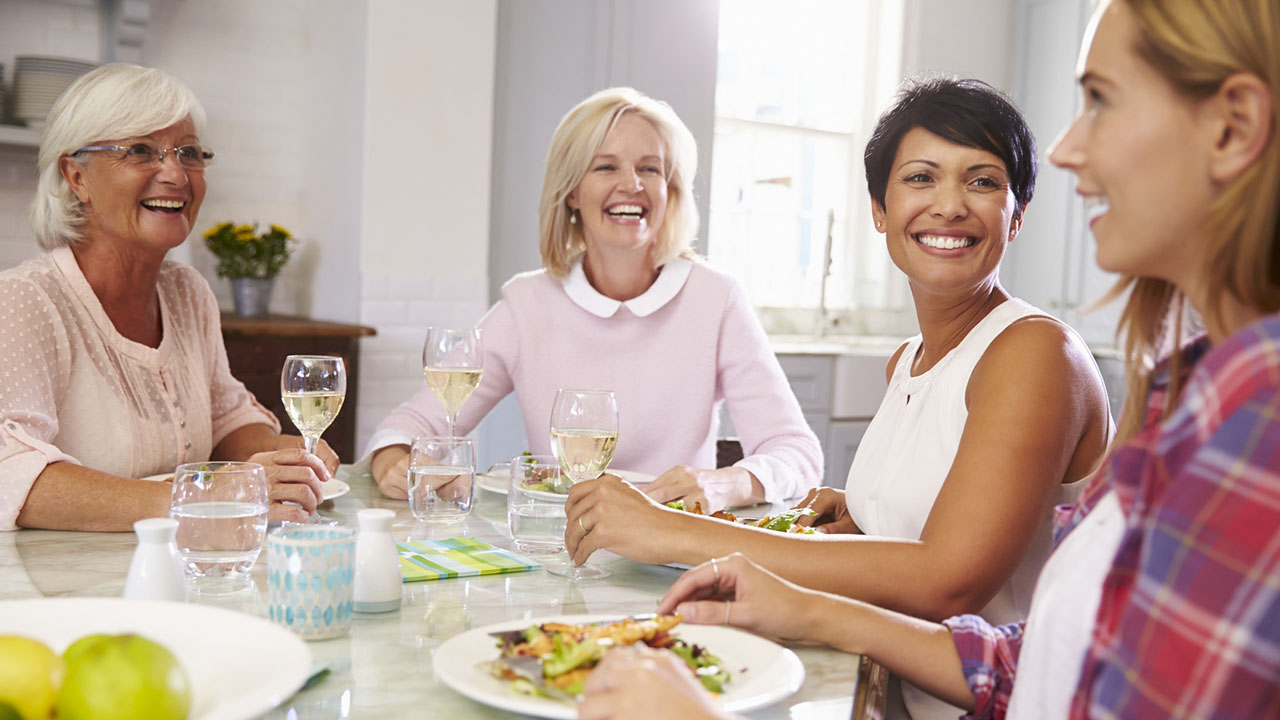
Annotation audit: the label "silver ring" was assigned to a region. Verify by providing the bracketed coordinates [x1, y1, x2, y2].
[710, 557, 721, 586]
[579, 517, 586, 532]
[724, 600, 732, 626]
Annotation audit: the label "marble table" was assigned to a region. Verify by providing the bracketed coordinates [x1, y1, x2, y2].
[0, 469, 880, 719]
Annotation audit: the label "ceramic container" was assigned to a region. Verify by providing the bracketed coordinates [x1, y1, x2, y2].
[353, 509, 402, 613]
[266, 525, 356, 640]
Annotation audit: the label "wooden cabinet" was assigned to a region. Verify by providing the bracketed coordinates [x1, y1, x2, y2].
[220, 314, 375, 460]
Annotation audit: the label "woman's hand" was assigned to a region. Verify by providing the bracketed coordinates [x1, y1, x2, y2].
[248, 447, 328, 524]
[641, 466, 760, 513]
[657, 553, 828, 646]
[272, 434, 339, 476]
[791, 487, 858, 534]
[578, 644, 729, 720]
[564, 474, 685, 566]
[371, 445, 411, 500]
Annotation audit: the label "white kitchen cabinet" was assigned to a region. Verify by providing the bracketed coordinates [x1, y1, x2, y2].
[824, 420, 870, 490]
[773, 348, 893, 488]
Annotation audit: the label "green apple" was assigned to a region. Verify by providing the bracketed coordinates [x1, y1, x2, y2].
[0, 634, 62, 720]
[55, 634, 191, 720]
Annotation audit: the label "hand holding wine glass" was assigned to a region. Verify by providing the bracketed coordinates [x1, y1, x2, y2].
[280, 355, 347, 455]
[548, 388, 618, 581]
[423, 327, 484, 437]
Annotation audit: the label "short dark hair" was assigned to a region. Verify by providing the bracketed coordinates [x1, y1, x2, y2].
[864, 77, 1037, 220]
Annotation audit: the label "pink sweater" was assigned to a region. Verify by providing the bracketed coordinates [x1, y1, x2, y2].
[367, 258, 822, 502]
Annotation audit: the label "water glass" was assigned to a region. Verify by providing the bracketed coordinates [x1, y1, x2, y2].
[266, 525, 356, 640]
[507, 455, 568, 554]
[169, 461, 269, 594]
[408, 436, 475, 522]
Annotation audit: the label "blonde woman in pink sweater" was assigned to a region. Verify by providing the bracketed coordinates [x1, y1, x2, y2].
[367, 87, 823, 511]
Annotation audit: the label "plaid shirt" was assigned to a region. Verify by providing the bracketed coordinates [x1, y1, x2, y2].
[944, 314, 1280, 719]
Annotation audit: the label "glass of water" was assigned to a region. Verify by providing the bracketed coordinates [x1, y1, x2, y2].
[508, 454, 568, 554]
[407, 436, 475, 523]
[170, 461, 269, 594]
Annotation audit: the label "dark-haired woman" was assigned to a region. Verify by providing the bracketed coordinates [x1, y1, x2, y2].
[566, 77, 1112, 720]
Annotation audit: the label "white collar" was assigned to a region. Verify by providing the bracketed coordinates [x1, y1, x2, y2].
[561, 256, 694, 318]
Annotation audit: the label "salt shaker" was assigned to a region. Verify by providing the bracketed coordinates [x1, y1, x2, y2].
[123, 518, 187, 602]
[353, 508, 402, 613]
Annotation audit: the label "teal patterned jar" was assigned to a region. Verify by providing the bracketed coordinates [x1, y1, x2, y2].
[266, 525, 356, 640]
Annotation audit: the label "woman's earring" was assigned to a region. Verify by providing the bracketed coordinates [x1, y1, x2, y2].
[569, 209, 578, 225]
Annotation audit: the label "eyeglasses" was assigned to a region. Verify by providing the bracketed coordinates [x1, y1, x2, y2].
[72, 143, 215, 170]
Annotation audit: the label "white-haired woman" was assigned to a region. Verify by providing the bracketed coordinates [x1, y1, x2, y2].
[369, 87, 822, 510]
[0, 63, 335, 531]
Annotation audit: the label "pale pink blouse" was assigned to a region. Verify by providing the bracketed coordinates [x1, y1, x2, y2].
[0, 247, 279, 530]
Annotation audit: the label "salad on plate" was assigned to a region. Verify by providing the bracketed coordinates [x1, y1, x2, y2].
[485, 614, 730, 699]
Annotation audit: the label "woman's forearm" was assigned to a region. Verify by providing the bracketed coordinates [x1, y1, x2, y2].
[666, 520, 990, 620]
[16, 462, 172, 531]
[211, 423, 284, 461]
[810, 591, 975, 710]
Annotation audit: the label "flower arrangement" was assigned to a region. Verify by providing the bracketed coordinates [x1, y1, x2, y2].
[202, 222, 295, 279]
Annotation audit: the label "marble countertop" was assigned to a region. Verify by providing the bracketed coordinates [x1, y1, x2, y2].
[0, 470, 871, 719]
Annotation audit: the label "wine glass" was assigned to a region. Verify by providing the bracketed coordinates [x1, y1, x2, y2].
[422, 327, 484, 437]
[547, 389, 618, 580]
[280, 355, 347, 455]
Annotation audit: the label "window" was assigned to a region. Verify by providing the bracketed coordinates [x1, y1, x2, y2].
[709, 0, 912, 335]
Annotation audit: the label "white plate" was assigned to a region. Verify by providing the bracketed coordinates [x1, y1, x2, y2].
[434, 613, 804, 719]
[141, 475, 350, 501]
[0, 597, 311, 720]
[475, 469, 655, 496]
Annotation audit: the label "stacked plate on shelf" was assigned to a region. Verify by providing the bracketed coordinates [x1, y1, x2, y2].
[0, 62, 8, 125]
[12, 55, 98, 129]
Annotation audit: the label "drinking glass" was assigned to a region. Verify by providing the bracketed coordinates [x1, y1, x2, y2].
[407, 436, 475, 522]
[422, 327, 484, 437]
[547, 389, 618, 580]
[508, 454, 568, 554]
[170, 461, 269, 594]
[280, 355, 347, 455]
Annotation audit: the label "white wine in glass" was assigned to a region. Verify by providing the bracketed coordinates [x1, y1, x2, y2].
[423, 327, 483, 436]
[280, 355, 347, 455]
[547, 388, 618, 581]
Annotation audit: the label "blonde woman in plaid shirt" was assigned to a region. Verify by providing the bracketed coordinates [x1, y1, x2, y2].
[579, 1, 1280, 719]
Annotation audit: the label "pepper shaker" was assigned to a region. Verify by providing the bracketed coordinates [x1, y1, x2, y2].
[123, 518, 188, 602]
[353, 508, 402, 613]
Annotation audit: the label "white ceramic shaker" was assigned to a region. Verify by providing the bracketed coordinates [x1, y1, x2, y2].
[123, 517, 188, 602]
[353, 508, 402, 613]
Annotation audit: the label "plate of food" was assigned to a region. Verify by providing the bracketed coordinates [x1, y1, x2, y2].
[0, 597, 311, 720]
[475, 468, 655, 496]
[434, 613, 804, 719]
[141, 474, 350, 501]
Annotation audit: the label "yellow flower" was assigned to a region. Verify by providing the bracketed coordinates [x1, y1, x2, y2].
[269, 224, 292, 238]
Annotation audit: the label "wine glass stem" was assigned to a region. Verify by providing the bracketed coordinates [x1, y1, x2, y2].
[303, 434, 319, 455]
[446, 412, 458, 438]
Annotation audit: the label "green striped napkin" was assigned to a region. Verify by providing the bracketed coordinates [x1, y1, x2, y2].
[396, 537, 540, 582]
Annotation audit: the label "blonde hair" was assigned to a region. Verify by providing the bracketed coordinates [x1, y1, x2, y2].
[1108, 0, 1280, 442]
[538, 87, 699, 276]
[29, 63, 207, 250]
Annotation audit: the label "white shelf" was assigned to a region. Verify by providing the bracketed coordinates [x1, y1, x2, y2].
[0, 124, 41, 148]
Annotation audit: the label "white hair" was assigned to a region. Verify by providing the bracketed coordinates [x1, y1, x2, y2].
[29, 63, 207, 249]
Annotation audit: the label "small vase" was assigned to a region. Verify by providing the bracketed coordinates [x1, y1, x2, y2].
[229, 276, 274, 317]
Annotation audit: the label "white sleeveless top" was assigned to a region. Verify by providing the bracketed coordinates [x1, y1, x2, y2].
[844, 298, 1088, 720]
[1007, 491, 1124, 719]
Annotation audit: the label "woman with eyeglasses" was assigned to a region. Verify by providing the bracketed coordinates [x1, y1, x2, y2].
[581, 0, 1280, 718]
[0, 63, 335, 531]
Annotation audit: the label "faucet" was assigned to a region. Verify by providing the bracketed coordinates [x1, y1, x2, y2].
[814, 208, 836, 336]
